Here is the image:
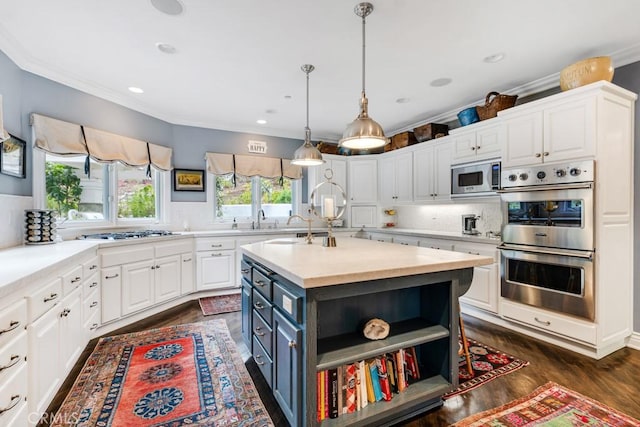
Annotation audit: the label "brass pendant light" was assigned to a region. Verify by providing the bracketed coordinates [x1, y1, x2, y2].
[339, 2, 386, 150]
[291, 64, 325, 166]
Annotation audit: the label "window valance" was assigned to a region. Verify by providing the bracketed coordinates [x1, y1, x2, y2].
[30, 113, 173, 171]
[205, 152, 302, 180]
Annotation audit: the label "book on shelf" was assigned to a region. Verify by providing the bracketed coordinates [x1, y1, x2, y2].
[376, 356, 393, 401]
[317, 371, 324, 421]
[395, 348, 407, 392]
[345, 363, 357, 414]
[409, 347, 421, 379]
[364, 360, 376, 403]
[368, 359, 384, 402]
[338, 366, 346, 415]
[358, 360, 368, 409]
[386, 353, 398, 394]
[329, 368, 339, 418]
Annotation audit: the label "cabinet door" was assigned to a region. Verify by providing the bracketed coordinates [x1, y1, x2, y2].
[475, 125, 503, 161]
[59, 287, 84, 376]
[27, 306, 61, 417]
[348, 158, 377, 203]
[272, 309, 302, 427]
[544, 97, 596, 162]
[241, 280, 252, 349]
[433, 142, 453, 200]
[413, 145, 435, 201]
[455, 243, 499, 313]
[451, 131, 477, 163]
[350, 206, 376, 228]
[101, 266, 122, 323]
[155, 255, 181, 303]
[196, 250, 236, 290]
[395, 152, 414, 202]
[181, 253, 195, 295]
[501, 111, 544, 167]
[378, 157, 396, 203]
[121, 260, 155, 316]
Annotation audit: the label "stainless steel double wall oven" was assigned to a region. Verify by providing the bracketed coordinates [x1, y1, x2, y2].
[498, 160, 595, 320]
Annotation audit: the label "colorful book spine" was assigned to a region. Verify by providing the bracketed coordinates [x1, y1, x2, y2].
[396, 349, 407, 392]
[364, 361, 376, 403]
[386, 354, 398, 394]
[409, 347, 421, 379]
[358, 360, 368, 408]
[376, 356, 392, 401]
[369, 359, 383, 401]
[317, 371, 324, 421]
[329, 368, 339, 418]
[345, 364, 357, 413]
[338, 366, 345, 414]
[324, 370, 330, 419]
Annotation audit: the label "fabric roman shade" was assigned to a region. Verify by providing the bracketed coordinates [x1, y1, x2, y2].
[205, 152, 302, 179]
[31, 113, 172, 170]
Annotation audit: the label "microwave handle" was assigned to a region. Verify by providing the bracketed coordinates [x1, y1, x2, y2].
[497, 182, 592, 193]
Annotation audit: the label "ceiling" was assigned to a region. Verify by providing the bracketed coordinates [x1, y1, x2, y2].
[1, 1, 639, 143]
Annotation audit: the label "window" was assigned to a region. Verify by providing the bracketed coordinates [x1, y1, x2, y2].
[38, 151, 165, 225]
[214, 175, 298, 221]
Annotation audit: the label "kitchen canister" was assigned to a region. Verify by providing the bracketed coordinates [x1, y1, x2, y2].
[25, 209, 57, 244]
[457, 107, 479, 126]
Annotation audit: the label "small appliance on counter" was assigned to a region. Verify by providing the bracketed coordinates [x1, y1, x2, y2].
[462, 214, 481, 235]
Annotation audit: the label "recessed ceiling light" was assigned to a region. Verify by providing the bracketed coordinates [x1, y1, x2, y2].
[256, 119, 267, 125]
[128, 87, 144, 94]
[484, 53, 505, 63]
[430, 78, 452, 87]
[150, 0, 184, 15]
[156, 42, 177, 54]
[395, 97, 410, 104]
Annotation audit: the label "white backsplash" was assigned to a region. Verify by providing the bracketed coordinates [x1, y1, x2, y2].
[393, 201, 503, 235]
[0, 194, 33, 249]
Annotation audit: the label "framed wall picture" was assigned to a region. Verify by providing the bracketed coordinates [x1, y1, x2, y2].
[0, 134, 26, 178]
[173, 168, 205, 192]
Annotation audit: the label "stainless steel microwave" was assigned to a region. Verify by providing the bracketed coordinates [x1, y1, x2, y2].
[451, 159, 501, 197]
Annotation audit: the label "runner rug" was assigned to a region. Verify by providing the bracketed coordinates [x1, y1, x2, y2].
[52, 319, 273, 427]
[199, 293, 242, 315]
[443, 337, 529, 399]
[451, 381, 640, 426]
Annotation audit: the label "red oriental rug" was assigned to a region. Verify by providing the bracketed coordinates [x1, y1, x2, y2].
[451, 381, 640, 426]
[199, 293, 242, 316]
[443, 338, 529, 399]
[52, 319, 273, 426]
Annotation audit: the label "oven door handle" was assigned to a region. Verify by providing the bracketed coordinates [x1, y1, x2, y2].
[497, 243, 594, 260]
[497, 182, 592, 193]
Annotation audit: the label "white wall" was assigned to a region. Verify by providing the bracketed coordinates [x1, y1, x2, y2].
[0, 194, 33, 248]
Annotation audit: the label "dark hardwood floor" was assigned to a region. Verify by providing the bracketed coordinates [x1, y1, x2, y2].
[46, 300, 640, 426]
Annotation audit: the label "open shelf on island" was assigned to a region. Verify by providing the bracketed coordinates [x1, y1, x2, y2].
[319, 375, 451, 426]
[316, 318, 449, 371]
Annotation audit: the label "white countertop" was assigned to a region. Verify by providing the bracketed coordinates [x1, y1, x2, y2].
[241, 236, 493, 289]
[371, 228, 501, 245]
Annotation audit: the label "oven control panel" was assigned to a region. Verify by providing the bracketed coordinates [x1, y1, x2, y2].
[501, 160, 594, 188]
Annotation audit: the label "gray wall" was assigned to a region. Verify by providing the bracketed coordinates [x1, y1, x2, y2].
[0, 50, 305, 202]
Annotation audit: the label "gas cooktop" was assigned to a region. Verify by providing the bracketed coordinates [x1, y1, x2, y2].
[78, 230, 174, 240]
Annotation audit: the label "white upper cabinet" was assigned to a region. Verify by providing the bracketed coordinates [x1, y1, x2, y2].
[413, 139, 452, 201]
[309, 155, 347, 202]
[378, 151, 413, 203]
[348, 157, 377, 203]
[450, 122, 503, 164]
[500, 90, 597, 167]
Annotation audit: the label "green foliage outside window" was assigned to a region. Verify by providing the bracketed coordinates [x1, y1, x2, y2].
[45, 162, 82, 217]
[118, 184, 155, 218]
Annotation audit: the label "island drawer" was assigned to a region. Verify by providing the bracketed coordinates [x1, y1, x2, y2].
[273, 282, 303, 324]
[252, 289, 273, 326]
[252, 268, 273, 300]
[240, 260, 252, 283]
[252, 336, 272, 388]
[252, 310, 272, 356]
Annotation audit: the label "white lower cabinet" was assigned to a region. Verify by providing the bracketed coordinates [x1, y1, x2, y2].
[59, 287, 84, 376]
[0, 299, 28, 427]
[196, 238, 236, 290]
[419, 237, 454, 250]
[0, 363, 28, 427]
[454, 242, 499, 314]
[122, 259, 155, 316]
[181, 253, 195, 294]
[101, 266, 122, 323]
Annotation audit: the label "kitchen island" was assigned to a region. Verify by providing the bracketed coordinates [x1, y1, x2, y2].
[240, 236, 493, 427]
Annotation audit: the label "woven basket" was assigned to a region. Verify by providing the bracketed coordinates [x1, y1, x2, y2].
[476, 91, 518, 120]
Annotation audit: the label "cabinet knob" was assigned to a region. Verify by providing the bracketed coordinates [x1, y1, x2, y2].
[90, 323, 99, 330]
[535, 153, 542, 158]
[288, 340, 297, 349]
[254, 302, 264, 310]
[476, 146, 481, 150]
[543, 151, 549, 157]
[0, 394, 21, 415]
[471, 146, 476, 151]
[60, 308, 71, 317]
[0, 354, 20, 373]
[89, 301, 98, 308]
[254, 327, 265, 337]
[151, 266, 156, 270]
[0, 320, 20, 336]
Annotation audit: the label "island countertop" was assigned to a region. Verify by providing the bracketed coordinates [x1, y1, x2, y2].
[241, 236, 493, 288]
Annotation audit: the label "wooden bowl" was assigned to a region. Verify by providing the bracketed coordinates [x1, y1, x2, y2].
[560, 56, 614, 91]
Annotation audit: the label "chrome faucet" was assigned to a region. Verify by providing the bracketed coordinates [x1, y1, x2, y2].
[287, 214, 313, 244]
[257, 209, 266, 229]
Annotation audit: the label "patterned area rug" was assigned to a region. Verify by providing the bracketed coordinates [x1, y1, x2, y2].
[52, 319, 273, 426]
[199, 293, 242, 316]
[443, 338, 529, 399]
[451, 381, 640, 426]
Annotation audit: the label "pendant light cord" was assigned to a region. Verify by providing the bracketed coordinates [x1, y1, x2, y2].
[361, 12, 366, 96]
[306, 69, 310, 131]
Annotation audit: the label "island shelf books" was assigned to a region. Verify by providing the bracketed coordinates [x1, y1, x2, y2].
[316, 347, 421, 422]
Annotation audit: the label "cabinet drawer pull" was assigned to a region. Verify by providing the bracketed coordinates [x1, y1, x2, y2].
[60, 308, 71, 317]
[241, 268, 250, 274]
[534, 317, 551, 326]
[0, 355, 20, 372]
[89, 301, 98, 308]
[255, 354, 265, 365]
[90, 323, 99, 330]
[0, 320, 20, 336]
[44, 293, 58, 303]
[211, 244, 223, 248]
[0, 394, 21, 415]
[467, 251, 480, 255]
[90, 282, 98, 288]
[89, 264, 98, 270]
[211, 253, 223, 257]
[253, 302, 264, 310]
[71, 276, 81, 283]
[183, 258, 192, 262]
[288, 340, 297, 349]
[105, 273, 119, 279]
[254, 326, 265, 337]
[255, 280, 266, 287]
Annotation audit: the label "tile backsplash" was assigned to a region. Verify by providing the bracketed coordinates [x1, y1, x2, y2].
[393, 201, 503, 235]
